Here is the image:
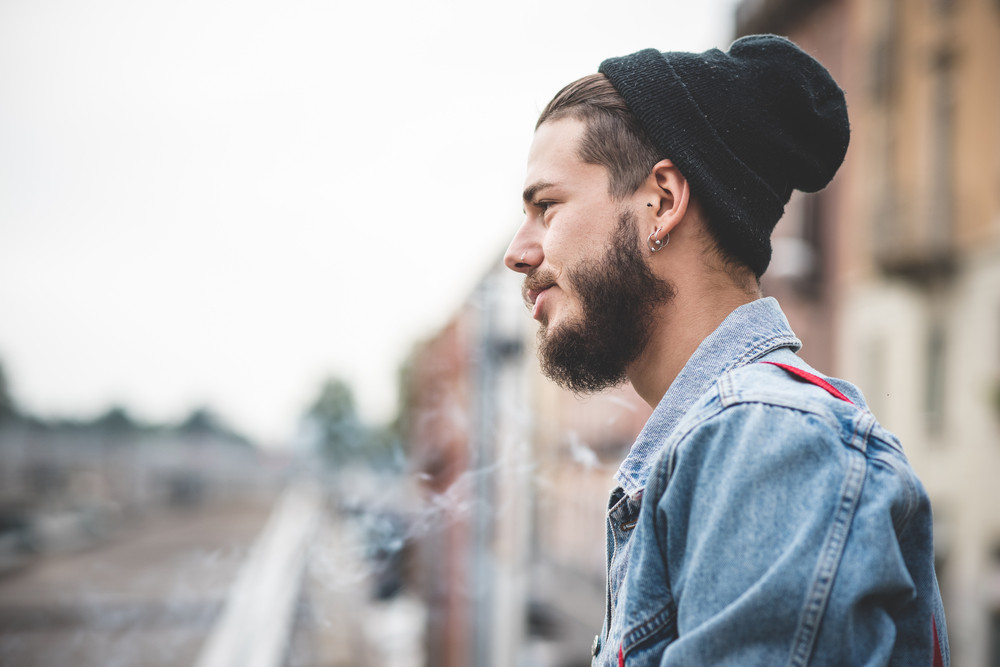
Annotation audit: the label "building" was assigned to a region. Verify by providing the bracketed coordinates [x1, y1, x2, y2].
[407, 2, 1000, 662]
[404, 265, 539, 667]
[738, 0, 1000, 663]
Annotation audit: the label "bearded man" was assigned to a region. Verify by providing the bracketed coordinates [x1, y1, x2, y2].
[504, 35, 949, 666]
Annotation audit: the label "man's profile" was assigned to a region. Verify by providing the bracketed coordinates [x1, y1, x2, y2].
[505, 35, 949, 665]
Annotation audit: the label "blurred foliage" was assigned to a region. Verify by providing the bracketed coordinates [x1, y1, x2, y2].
[176, 406, 252, 447]
[0, 356, 252, 446]
[305, 378, 363, 463]
[90, 405, 139, 433]
[303, 377, 404, 469]
[0, 361, 18, 424]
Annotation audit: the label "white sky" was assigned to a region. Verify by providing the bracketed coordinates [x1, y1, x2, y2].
[0, 0, 740, 445]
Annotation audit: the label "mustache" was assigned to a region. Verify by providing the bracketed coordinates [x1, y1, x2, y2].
[521, 270, 558, 309]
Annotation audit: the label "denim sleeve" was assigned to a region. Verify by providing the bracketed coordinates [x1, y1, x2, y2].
[649, 401, 923, 666]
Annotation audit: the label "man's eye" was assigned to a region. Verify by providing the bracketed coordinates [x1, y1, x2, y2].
[535, 201, 553, 212]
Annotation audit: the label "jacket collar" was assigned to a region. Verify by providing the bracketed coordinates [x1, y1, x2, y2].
[613, 297, 801, 498]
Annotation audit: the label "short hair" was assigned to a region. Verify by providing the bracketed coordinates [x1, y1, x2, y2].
[536, 74, 659, 201]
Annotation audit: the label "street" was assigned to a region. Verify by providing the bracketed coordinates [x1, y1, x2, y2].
[0, 499, 273, 666]
[0, 489, 424, 667]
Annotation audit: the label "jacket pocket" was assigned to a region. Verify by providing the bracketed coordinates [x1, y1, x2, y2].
[620, 604, 677, 666]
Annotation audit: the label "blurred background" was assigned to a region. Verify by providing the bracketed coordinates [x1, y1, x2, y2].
[2, 0, 999, 665]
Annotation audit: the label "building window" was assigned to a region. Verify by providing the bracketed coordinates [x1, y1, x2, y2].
[767, 191, 825, 299]
[931, 0, 956, 17]
[865, 337, 889, 420]
[870, 0, 899, 105]
[925, 323, 946, 437]
[870, 0, 899, 265]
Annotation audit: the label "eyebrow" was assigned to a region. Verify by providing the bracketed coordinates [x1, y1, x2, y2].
[522, 180, 557, 205]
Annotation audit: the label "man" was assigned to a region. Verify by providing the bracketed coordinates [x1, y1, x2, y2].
[504, 35, 949, 666]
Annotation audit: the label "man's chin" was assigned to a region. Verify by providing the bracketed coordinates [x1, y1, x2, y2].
[535, 302, 572, 330]
[536, 316, 572, 347]
[536, 322, 630, 394]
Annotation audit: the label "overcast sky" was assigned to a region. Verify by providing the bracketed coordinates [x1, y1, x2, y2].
[0, 0, 740, 445]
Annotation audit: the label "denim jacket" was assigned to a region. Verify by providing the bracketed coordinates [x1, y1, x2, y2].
[593, 298, 949, 666]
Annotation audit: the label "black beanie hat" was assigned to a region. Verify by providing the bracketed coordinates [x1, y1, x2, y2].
[598, 35, 849, 277]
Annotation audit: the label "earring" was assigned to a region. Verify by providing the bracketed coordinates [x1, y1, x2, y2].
[647, 229, 669, 253]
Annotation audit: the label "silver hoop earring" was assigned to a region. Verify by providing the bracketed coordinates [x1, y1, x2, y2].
[647, 230, 669, 253]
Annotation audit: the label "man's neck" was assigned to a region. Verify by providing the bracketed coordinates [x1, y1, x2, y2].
[628, 286, 759, 410]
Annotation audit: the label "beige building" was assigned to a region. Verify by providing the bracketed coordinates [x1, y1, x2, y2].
[408, 2, 1000, 663]
[740, 0, 1000, 663]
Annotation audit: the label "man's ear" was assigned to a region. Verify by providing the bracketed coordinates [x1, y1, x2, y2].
[647, 159, 690, 236]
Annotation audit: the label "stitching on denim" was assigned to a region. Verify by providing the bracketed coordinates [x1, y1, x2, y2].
[869, 452, 920, 533]
[607, 497, 641, 631]
[714, 334, 802, 405]
[730, 334, 801, 371]
[719, 393, 843, 434]
[621, 603, 677, 654]
[786, 448, 867, 667]
[848, 409, 874, 454]
[608, 491, 630, 515]
[718, 370, 736, 406]
[717, 364, 852, 435]
[719, 362, 862, 432]
[867, 422, 905, 455]
[608, 513, 620, 624]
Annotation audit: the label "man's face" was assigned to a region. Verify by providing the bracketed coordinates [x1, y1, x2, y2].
[504, 118, 674, 392]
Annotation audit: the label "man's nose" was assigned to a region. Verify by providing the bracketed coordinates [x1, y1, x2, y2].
[503, 221, 541, 274]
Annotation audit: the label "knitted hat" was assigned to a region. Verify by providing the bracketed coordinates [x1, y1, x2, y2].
[598, 35, 849, 277]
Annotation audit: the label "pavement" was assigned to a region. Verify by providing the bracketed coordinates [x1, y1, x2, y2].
[0, 498, 274, 667]
[0, 492, 426, 667]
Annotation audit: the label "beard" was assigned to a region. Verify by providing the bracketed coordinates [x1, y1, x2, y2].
[534, 209, 675, 394]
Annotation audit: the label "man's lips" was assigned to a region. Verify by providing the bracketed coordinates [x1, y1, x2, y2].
[530, 287, 551, 320]
[522, 271, 558, 320]
[526, 286, 549, 305]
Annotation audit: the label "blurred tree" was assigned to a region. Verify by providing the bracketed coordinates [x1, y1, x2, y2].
[364, 421, 406, 470]
[0, 360, 17, 424]
[90, 405, 139, 433]
[387, 343, 422, 459]
[177, 406, 252, 447]
[304, 377, 365, 464]
[178, 407, 221, 436]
